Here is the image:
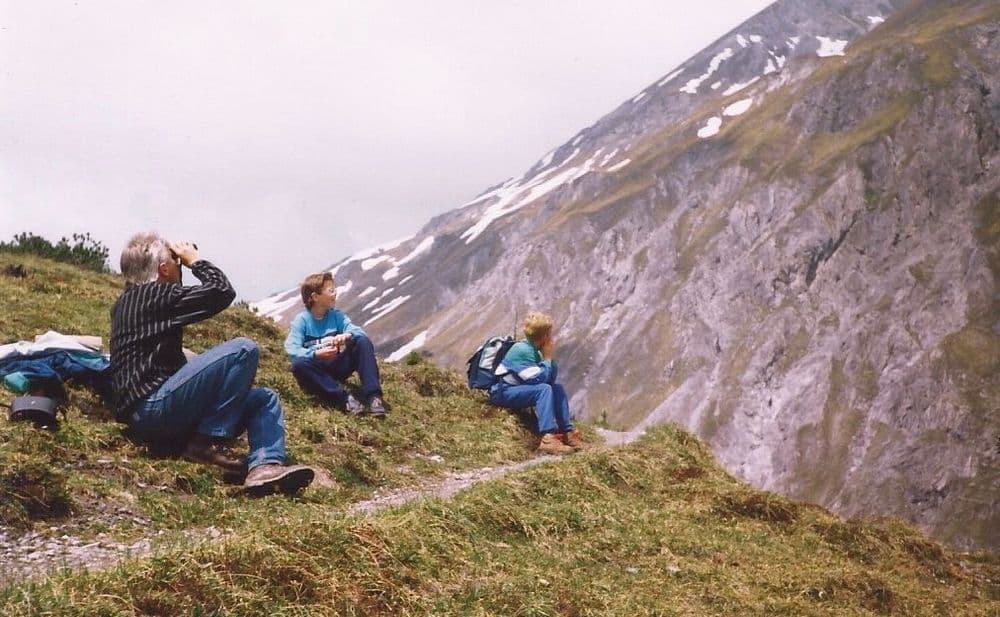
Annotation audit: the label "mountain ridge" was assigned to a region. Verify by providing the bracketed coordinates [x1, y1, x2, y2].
[253, 0, 1000, 550]
[4, 254, 998, 616]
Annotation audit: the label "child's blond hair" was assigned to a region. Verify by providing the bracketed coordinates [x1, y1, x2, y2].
[523, 312, 554, 344]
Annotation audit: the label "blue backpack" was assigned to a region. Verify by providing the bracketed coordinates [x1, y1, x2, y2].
[467, 336, 515, 390]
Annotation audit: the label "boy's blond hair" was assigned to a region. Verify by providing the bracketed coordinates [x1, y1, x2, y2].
[300, 272, 334, 309]
[523, 312, 554, 344]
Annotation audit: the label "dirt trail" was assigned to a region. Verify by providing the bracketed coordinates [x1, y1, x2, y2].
[0, 429, 641, 583]
[352, 428, 637, 513]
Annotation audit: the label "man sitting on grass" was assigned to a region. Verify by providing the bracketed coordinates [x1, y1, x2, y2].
[284, 271, 386, 417]
[110, 232, 314, 495]
[491, 311, 587, 455]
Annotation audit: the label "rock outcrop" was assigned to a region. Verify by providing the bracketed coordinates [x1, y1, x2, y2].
[255, 0, 1000, 550]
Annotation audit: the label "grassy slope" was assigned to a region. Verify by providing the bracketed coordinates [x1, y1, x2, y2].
[0, 255, 997, 614]
[2, 426, 998, 616]
[0, 253, 538, 537]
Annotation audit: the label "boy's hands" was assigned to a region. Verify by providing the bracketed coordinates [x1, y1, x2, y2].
[315, 346, 339, 360]
[315, 333, 351, 360]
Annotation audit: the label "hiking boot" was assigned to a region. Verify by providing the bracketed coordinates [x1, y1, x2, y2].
[368, 396, 387, 418]
[563, 430, 588, 450]
[182, 433, 245, 474]
[244, 464, 315, 496]
[536, 433, 576, 455]
[344, 394, 366, 416]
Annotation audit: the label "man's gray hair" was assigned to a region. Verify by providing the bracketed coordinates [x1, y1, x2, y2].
[120, 231, 170, 285]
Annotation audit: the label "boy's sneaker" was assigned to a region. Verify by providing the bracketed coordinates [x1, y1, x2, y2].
[244, 464, 315, 496]
[563, 430, 588, 450]
[536, 433, 576, 455]
[368, 396, 387, 417]
[344, 394, 366, 416]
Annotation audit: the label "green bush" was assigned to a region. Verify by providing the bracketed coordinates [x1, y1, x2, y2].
[0, 232, 110, 273]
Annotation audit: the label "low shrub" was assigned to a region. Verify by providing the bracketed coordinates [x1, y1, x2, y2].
[0, 232, 110, 273]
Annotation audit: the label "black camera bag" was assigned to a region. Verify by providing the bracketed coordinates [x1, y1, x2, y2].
[8, 396, 62, 431]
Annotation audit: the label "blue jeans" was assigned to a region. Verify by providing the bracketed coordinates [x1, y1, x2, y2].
[291, 334, 383, 404]
[490, 382, 574, 434]
[129, 337, 285, 471]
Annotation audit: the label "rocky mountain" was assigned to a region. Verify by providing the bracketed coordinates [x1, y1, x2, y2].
[254, 0, 1000, 550]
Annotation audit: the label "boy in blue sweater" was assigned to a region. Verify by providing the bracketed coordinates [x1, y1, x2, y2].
[284, 272, 386, 416]
[491, 312, 586, 455]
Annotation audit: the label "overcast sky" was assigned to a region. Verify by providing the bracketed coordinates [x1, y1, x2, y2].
[1, 0, 772, 299]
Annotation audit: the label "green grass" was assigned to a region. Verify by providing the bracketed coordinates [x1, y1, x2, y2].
[2, 425, 997, 616]
[939, 189, 1000, 437]
[719, 0, 1000, 182]
[4, 13, 1000, 601]
[791, 358, 866, 506]
[0, 253, 538, 537]
[804, 98, 914, 174]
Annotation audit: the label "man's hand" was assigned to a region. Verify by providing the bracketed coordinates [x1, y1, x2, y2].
[332, 333, 352, 349]
[315, 345, 339, 360]
[168, 241, 200, 267]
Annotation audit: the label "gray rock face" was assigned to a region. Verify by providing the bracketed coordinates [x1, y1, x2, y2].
[255, 0, 1000, 550]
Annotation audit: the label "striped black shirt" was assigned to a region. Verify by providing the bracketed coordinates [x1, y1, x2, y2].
[109, 260, 236, 422]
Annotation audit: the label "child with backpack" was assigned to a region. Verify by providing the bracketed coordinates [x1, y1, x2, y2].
[486, 312, 586, 455]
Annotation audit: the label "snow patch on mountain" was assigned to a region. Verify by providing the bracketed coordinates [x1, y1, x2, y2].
[338, 235, 415, 274]
[387, 329, 429, 362]
[816, 36, 848, 57]
[364, 295, 411, 327]
[697, 117, 722, 138]
[461, 147, 601, 243]
[251, 290, 300, 322]
[606, 159, 632, 173]
[723, 76, 760, 96]
[723, 97, 754, 116]
[680, 48, 734, 94]
[657, 68, 684, 87]
[397, 236, 435, 267]
[364, 287, 395, 311]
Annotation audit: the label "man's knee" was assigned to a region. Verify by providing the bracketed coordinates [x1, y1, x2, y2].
[248, 387, 284, 419]
[222, 337, 259, 365]
[229, 337, 258, 352]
